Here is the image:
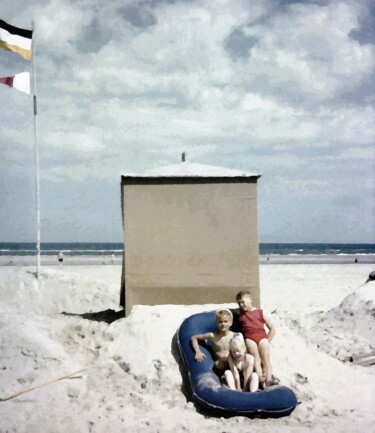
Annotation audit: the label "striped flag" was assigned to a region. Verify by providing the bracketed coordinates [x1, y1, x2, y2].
[0, 72, 30, 94]
[0, 19, 32, 60]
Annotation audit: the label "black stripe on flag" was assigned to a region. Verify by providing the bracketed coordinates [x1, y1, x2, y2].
[0, 19, 32, 39]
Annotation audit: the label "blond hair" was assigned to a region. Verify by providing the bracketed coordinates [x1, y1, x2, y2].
[215, 308, 233, 321]
[230, 333, 246, 351]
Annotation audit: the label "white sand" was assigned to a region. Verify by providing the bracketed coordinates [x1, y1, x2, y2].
[0, 264, 374, 432]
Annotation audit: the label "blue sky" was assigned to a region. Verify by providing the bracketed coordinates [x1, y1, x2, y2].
[0, 0, 374, 243]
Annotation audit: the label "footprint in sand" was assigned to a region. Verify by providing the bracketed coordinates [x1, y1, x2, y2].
[295, 372, 309, 384]
[153, 359, 163, 382]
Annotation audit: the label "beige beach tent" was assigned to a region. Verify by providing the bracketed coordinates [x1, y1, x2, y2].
[120, 161, 261, 316]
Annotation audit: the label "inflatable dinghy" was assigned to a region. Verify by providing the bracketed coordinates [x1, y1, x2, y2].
[177, 311, 298, 418]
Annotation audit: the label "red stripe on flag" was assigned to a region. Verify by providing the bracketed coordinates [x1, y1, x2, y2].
[0, 76, 14, 87]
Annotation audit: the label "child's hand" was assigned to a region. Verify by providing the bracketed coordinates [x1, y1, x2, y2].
[195, 351, 206, 362]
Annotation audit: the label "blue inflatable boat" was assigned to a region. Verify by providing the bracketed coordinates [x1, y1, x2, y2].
[177, 311, 298, 418]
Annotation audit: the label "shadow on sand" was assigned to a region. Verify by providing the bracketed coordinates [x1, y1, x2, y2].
[171, 332, 195, 403]
[61, 308, 125, 324]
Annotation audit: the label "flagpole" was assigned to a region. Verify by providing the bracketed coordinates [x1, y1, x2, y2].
[31, 20, 41, 280]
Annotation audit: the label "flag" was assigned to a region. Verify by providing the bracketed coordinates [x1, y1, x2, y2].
[0, 72, 30, 94]
[0, 19, 32, 60]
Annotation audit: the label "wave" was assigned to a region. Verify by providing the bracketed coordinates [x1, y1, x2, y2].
[1, 242, 374, 257]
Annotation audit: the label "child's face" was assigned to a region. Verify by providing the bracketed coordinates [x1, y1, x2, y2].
[237, 295, 252, 311]
[230, 342, 245, 360]
[216, 314, 232, 332]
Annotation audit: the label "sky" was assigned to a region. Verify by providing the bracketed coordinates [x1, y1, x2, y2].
[0, 0, 374, 243]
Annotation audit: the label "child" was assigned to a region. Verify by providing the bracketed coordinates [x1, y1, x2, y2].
[191, 309, 235, 372]
[236, 290, 279, 388]
[224, 333, 258, 392]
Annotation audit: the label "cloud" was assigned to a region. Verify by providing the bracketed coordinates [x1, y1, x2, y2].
[349, 0, 375, 45]
[36, 0, 90, 49]
[1, 0, 374, 242]
[319, 106, 375, 145]
[120, 4, 157, 28]
[224, 28, 258, 61]
[337, 146, 375, 161]
[76, 17, 112, 54]
[235, 1, 374, 101]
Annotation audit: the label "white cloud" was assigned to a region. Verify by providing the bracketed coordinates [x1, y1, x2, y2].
[337, 145, 375, 160]
[240, 1, 374, 99]
[318, 105, 375, 145]
[36, 0, 92, 49]
[1, 0, 374, 242]
[45, 130, 105, 153]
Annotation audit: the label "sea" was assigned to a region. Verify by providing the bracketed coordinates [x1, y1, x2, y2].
[0, 242, 374, 257]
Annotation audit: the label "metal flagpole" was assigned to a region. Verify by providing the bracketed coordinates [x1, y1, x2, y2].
[31, 20, 41, 280]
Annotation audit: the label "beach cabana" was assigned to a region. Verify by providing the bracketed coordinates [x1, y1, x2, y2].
[120, 161, 261, 316]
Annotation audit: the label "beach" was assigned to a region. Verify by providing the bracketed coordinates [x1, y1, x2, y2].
[0, 262, 374, 432]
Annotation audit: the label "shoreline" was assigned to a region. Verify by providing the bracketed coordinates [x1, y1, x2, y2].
[1, 254, 374, 266]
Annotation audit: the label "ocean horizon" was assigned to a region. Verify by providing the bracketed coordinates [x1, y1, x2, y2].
[1, 242, 374, 257]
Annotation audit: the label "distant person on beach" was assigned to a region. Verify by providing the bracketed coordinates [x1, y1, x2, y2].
[224, 333, 258, 392]
[191, 309, 236, 373]
[236, 290, 278, 388]
[57, 251, 64, 267]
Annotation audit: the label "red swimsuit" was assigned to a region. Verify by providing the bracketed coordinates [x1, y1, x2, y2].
[239, 309, 268, 344]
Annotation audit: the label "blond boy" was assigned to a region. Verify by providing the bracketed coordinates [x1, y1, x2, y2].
[191, 309, 235, 372]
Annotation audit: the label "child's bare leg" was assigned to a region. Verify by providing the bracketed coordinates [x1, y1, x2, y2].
[250, 372, 259, 392]
[247, 354, 255, 374]
[243, 353, 255, 391]
[245, 339, 264, 383]
[224, 370, 236, 390]
[242, 359, 255, 392]
[258, 339, 273, 385]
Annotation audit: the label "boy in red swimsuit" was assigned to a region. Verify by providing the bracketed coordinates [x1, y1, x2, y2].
[236, 290, 278, 388]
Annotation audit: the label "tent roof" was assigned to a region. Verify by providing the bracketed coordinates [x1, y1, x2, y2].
[122, 162, 260, 178]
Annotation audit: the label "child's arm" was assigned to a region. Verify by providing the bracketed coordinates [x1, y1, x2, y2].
[263, 312, 276, 342]
[191, 333, 214, 362]
[228, 356, 241, 391]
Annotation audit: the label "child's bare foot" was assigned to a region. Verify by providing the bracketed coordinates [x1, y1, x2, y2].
[271, 374, 280, 385]
[266, 375, 280, 387]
